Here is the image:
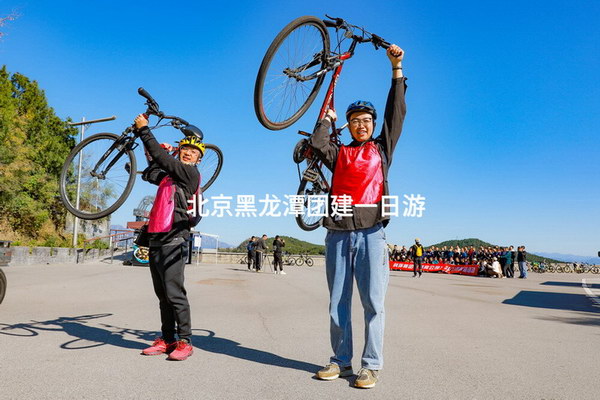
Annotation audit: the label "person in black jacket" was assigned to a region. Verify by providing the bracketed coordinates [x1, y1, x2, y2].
[517, 246, 528, 278]
[272, 236, 286, 275]
[312, 44, 407, 389]
[134, 114, 203, 361]
[254, 234, 268, 272]
[247, 236, 256, 270]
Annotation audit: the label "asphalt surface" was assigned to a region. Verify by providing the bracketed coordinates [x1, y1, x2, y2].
[1, 261, 599, 399]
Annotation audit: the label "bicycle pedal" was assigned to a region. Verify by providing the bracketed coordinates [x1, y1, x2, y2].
[302, 169, 319, 182]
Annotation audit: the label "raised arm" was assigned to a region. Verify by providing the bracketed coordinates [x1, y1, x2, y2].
[309, 110, 339, 172]
[133, 114, 198, 186]
[377, 45, 408, 165]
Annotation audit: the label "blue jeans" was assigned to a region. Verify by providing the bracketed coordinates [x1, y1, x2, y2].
[325, 223, 389, 370]
[518, 261, 528, 278]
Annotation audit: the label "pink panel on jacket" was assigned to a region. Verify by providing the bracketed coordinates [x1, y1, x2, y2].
[148, 176, 175, 233]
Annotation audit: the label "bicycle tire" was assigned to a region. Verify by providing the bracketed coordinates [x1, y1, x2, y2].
[199, 143, 223, 192]
[59, 133, 136, 220]
[0, 268, 6, 305]
[296, 166, 333, 231]
[295, 257, 304, 266]
[306, 257, 314, 267]
[254, 15, 330, 130]
[564, 264, 571, 273]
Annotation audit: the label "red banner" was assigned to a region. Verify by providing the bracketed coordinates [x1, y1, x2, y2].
[389, 261, 479, 276]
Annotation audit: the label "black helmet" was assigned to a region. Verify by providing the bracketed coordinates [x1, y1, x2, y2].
[346, 100, 377, 121]
[181, 124, 204, 141]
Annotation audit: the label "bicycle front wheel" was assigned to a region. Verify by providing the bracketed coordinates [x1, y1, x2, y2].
[254, 16, 330, 130]
[305, 257, 314, 267]
[199, 143, 223, 192]
[59, 133, 136, 220]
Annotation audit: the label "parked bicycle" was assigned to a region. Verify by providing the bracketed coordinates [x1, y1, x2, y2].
[282, 252, 296, 266]
[294, 253, 314, 267]
[531, 261, 552, 273]
[572, 262, 598, 274]
[59, 88, 223, 220]
[254, 15, 391, 231]
[0, 268, 6, 304]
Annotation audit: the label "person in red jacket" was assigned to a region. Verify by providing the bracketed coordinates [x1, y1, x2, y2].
[311, 44, 407, 389]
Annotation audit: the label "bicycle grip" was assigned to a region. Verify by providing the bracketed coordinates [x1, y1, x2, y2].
[138, 87, 153, 101]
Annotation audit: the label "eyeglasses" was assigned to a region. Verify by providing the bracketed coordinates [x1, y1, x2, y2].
[349, 117, 373, 126]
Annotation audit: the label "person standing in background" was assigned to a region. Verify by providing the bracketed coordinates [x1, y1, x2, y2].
[273, 235, 286, 275]
[254, 234, 268, 272]
[247, 236, 256, 271]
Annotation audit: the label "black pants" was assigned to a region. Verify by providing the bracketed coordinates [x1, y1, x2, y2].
[149, 239, 191, 343]
[273, 252, 283, 271]
[247, 250, 255, 269]
[255, 251, 263, 270]
[413, 256, 423, 276]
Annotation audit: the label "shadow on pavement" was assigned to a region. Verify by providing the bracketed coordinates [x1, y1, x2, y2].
[503, 291, 600, 313]
[0, 314, 152, 350]
[192, 328, 321, 373]
[536, 315, 600, 327]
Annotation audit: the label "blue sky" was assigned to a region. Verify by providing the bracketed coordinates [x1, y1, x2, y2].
[1, 0, 598, 256]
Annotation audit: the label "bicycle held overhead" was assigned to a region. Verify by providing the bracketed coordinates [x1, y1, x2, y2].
[59, 88, 223, 220]
[254, 15, 394, 231]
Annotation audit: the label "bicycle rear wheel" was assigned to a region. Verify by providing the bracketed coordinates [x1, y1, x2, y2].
[59, 133, 136, 220]
[254, 16, 330, 130]
[295, 257, 304, 266]
[199, 143, 223, 192]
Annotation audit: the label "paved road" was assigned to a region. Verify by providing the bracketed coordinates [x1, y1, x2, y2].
[1, 262, 599, 399]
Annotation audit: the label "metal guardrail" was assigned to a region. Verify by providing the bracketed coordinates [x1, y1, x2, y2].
[81, 229, 135, 263]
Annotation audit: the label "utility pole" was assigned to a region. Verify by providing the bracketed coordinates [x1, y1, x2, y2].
[68, 116, 116, 248]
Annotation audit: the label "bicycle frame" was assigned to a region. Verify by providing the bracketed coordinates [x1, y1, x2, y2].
[90, 130, 137, 179]
[297, 46, 355, 187]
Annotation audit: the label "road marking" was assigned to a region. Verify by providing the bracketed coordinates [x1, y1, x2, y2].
[581, 278, 600, 307]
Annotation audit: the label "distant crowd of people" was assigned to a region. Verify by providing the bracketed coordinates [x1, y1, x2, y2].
[389, 242, 529, 279]
[246, 235, 287, 274]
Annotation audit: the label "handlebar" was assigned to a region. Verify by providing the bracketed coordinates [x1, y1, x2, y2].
[323, 15, 391, 50]
[136, 87, 192, 134]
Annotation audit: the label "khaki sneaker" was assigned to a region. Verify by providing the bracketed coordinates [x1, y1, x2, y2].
[354, 368, 379, 389]
[316, 363, 353, 380]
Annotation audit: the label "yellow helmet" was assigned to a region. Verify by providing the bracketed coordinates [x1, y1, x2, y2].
[179, 136, 205, 156]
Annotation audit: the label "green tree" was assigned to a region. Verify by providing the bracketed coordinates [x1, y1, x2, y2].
[0, 66, 76, 238]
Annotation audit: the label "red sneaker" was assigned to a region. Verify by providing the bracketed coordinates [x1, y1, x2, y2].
[141, 338, 176, 356]
[167, 340, 194, 361]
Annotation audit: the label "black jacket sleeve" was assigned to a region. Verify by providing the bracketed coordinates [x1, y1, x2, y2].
[142, 162, 167, 185]
[375, 77, 408, 166]
[309, 119, 339, 172]
[136, 126, 199, 193]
